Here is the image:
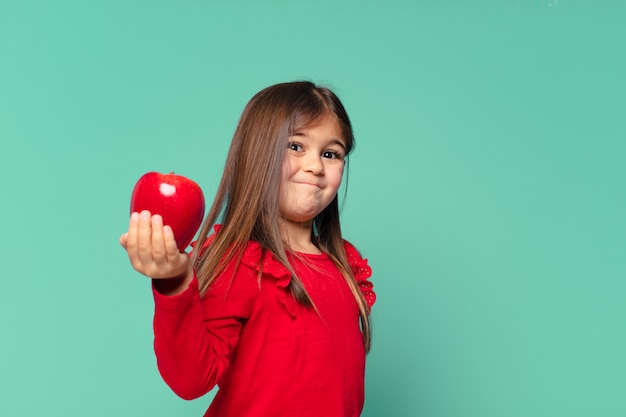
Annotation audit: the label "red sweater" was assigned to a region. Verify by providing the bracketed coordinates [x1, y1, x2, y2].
[152, 233, 376, 417]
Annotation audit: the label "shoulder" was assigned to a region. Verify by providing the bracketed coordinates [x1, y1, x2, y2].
[343, 240, 376, 308]
[343, 240, 372, 279]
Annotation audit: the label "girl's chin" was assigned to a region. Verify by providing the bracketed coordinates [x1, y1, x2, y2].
[279, 213, 318, 225]
[279, 205, 326, 223]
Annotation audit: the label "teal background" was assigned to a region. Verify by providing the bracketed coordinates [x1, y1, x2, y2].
[2, 1, 625, 416]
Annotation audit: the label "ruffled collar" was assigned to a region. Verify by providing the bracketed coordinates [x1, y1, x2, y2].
[193, 224, 292, 288]
[193, 225, 374, 310]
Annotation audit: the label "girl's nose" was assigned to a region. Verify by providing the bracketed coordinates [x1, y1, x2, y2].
[303, 154, 324, 175]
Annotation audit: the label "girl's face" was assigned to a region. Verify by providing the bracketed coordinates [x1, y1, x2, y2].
[278, 115, 346, 225]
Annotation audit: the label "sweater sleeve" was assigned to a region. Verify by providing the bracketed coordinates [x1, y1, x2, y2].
[152, 261, 259, 400]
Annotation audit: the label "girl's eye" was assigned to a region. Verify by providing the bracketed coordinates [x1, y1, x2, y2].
[323, 150, 343, 159]
[288, 142, 303, 152]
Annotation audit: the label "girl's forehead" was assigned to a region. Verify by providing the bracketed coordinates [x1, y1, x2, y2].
[294, 112, 341, 131]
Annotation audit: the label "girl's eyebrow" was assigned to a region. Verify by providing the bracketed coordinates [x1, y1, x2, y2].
[289, 132, 346, 150]
[330, 139, 347, 151]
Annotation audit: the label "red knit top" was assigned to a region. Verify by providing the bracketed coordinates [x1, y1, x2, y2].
[152, 229, 376, 417]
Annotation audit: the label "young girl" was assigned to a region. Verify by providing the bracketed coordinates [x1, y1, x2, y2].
[120, 81, 376, 417]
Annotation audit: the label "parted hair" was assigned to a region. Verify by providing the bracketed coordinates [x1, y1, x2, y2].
[191, 81, 371, 352]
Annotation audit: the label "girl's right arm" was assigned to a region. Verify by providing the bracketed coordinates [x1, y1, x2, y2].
[121, 210, 254, 399]
[150, 250, 258, 400]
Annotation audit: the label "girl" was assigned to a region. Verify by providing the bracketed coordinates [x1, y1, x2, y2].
[120, 81, 376, 417]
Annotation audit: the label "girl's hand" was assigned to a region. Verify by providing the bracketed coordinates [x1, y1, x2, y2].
[120, 210, 191, 281]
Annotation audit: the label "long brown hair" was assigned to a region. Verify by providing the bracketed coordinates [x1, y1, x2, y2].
[191, 81, 372, 352]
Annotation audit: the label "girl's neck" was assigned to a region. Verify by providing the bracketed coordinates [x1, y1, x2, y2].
[279, 218, 321, 254]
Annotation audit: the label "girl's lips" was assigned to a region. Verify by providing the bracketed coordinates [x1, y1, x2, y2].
[295, 181, 322, 188]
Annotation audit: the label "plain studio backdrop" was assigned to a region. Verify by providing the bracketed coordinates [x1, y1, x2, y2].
[1, 1, 625, 416]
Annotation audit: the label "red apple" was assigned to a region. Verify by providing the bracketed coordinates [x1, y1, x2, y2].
[130, 172, 205, 251]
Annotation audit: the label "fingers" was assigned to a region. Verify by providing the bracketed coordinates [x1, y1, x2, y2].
[136, 211, 154, 265]
[119, 233, 128, 249]
[126, 210, 166, 263]
[163, 225, 182, 259]
[150, 214, 168, 264]
[122, 210, 189, 279]
[124, 211, 140, 253]
[123, 211, 142, 270]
